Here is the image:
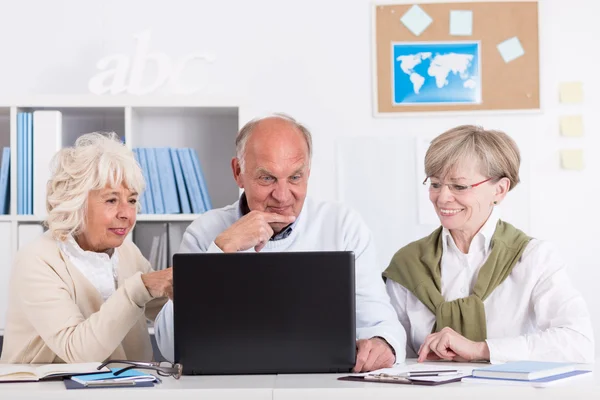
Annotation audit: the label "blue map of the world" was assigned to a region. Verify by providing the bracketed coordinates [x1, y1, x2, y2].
[392, 42, 481, 105]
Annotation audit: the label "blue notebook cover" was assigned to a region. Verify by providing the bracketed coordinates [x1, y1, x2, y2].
[71, 368, 157, 383]
[169, 148, 191, 214]
[0, 147, 10, 215]
[155, 147, 181, 214]
[464, 370, 591, 387]
[472, 361, 575, 380]
[64, 379, 154, 389]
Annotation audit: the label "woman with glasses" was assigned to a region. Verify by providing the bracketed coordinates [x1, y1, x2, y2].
[384, 125, 594, 364]
[0, 132, 172, 364]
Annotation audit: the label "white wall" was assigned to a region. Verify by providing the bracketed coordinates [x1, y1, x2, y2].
[1, 0, 598, 353]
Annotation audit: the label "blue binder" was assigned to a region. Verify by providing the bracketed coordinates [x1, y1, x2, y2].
[177, 148, 204, 214]
[0, 147, 10, 214]
[138, 148, 155, 214]
[17, 112, 24, 215]
[188, 148, 212, 210]
[155, 147, 180, 214]
[146, 148, 165, 214]
[169, 148, 191, 214]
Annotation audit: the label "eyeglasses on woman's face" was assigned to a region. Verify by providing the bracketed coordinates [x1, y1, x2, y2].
[423, 177, 493, 194]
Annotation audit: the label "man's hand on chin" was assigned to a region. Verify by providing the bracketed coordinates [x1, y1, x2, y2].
[353, 337, 396, 373]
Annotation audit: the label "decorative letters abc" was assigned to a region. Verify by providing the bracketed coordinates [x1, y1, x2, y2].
[88, 30, 216, 95]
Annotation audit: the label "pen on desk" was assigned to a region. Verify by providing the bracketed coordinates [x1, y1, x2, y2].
[408, 370, 459, 377]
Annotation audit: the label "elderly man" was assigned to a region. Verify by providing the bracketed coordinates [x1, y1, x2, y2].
[155, 114, 407, 372]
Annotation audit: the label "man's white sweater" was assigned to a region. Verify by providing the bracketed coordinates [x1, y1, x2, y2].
[155, 196, 407, 362]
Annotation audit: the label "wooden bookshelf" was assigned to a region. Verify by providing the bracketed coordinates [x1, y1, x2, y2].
[0, 97, 243, 330]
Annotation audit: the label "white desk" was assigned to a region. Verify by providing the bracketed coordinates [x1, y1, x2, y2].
[0, 360, 597, 400]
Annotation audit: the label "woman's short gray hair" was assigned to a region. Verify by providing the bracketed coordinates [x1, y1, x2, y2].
[45, 132, 145, 240]
[235, 113, 312, 172]
[425, 125, 521, 191]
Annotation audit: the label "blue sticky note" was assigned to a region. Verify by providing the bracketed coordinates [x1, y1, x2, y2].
[450, 10, 472, 36]
[497, 37, 525, 63]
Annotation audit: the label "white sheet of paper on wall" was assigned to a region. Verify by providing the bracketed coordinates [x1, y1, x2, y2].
[497, 37, 525, 63]
[449, 10, 473, 36]
[559, 115, 584, 137]
[560, 149, 584, 170]
[416, 137, 439, 226]
[400, 5, 433, 36]
[559, 82, 584, 104]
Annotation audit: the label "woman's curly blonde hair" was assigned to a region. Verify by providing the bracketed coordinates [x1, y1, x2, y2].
[45, 132, 145, 240]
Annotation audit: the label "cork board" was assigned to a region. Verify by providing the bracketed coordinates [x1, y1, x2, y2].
[374, 1, 539, 114]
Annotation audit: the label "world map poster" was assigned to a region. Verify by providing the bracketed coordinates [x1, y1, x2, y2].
[392, 41, 481, 105]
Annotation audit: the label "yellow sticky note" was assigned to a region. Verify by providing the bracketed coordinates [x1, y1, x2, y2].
[559, 115, 584, 137]
[560, 149, 584, 170]
[559, 82, 583, 104]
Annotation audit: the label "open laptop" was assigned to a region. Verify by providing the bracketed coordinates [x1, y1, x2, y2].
[172, 251, 356, 375]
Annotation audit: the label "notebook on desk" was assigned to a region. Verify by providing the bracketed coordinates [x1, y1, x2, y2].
[471, 361, 575, 381]
[0, 363, 109, 383]
[462, 370, 592, 388]
[173, 251, 356, 375]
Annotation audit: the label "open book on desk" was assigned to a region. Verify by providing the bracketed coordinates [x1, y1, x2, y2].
[0, 363, 109, 382]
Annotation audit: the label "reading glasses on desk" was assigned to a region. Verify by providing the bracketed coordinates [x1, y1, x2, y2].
[97, 360, 183, 379]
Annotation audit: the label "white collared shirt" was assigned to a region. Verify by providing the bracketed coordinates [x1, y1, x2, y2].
[57, 235, 119, 301]
[386, 208, 595, 363]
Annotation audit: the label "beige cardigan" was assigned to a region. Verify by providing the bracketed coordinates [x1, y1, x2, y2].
[0, 232, 167, 364]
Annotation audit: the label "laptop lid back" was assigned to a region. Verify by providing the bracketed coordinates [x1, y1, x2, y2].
[173, 251, 356, 375]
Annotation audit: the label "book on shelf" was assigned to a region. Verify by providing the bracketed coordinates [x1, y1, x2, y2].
[188, 147, 212, 210]
[0, 363, 109, 382]
[146, 148, 165, 214]
[137, 148, 155, 214]
[133, 146, 212, 215]
[155, 147, 180, 214]
[0, 147, 10, 215]
[177, 147, 205, 214]
[33, 110, 62, 217]
[169, 148, 191, 214]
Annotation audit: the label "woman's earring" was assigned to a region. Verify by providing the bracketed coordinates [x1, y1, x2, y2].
[493, 201, 498, 205]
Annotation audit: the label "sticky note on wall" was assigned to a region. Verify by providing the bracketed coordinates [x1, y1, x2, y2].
[559, 82, 583, 104]
[400, 5, 433, 36]
[560, 149, 584, 170]
[559, 115, 584, 137]
[450, 10, 473, 36]
[497, 37, 525, 63]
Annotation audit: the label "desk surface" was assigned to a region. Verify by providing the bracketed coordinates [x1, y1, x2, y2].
[0, 360, 597, 400]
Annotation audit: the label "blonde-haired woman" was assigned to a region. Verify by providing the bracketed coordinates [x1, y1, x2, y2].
[384, 125, 594, 364]
[0, 132, 171, 364]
